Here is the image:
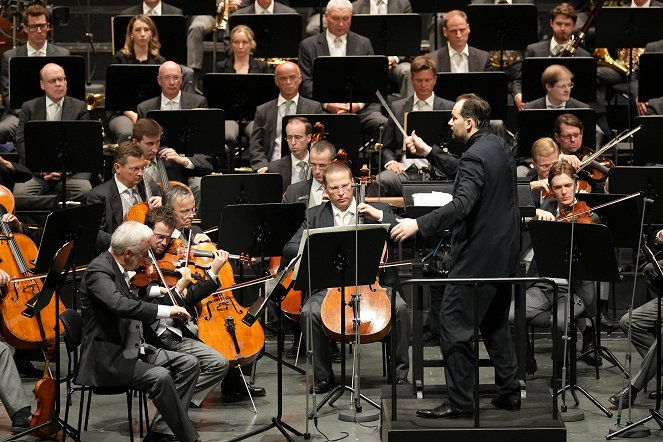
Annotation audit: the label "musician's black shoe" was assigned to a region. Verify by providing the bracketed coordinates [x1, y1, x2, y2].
[310, 375, 336, 394]
[416, 401, 473, 419]
[142, 432, 177, 442]
[396, 377, 410, 385]
[286, 341, 305, 359]
[491, 395, 521, 411]
[10, 407, 31, 433]
[579, 328, 602, 367]
[239, 383, 266, 397]
[608, 385, 638, 408]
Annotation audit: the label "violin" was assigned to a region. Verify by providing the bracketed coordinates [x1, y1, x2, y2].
[574, 146, 614, 183]
[131, 259, 184, 288]
[30, 355, 58, 439]
[557, 200, 596, 224]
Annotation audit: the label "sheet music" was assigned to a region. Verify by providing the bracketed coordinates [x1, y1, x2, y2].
[412, 191, 452, 207]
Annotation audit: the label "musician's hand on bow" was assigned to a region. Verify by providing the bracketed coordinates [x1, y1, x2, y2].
[175, 266, 193, 295]
[147, 196, 162, 208]
[406, 130, 431, 157]
[210, 249, 229, 275]
[159, 147, 188, 167]
[559, 153, 581, 169]
[385, 161, 404, 175]
[326, 103, 349, 114]
[357, 203, 382, 222]
[390, 218, 418, 242]
[535, 209, 555, 221]
[529, 178, 550, 193]
[169, 305, 191, 320]
[0, 269, 10, 286]
[194, 233, 212, 244]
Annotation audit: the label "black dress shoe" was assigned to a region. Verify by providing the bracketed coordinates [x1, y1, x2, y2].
[10, 407, 31, 433]
[395, 377, 410, 385]
[579, 341, 602, 367]
[416, 401, 473, 419]
[143, 432, 177, 442]
[286, 341, 305, 359]
[609, 385, 638, 408]
[310, 375, 336, 394]
[491, 395, 521, 411]
[239, 383, 266, 397]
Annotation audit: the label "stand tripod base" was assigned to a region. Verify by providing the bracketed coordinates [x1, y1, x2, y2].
[338, 408, 379, 422]
[560, 408, 585, 422]
[608, 424, 651, 438]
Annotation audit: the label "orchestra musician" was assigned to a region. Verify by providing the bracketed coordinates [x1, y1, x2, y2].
[392, 94, 521, 418]
[142, 207, 230, 408]
[523, 64, 589, 110]
[282, 139, 336, 208]
[266, 116, 312, 193]
[120, 0, 183, 15]
[282, 162, 412, 392]
[77, 221, 201, 442]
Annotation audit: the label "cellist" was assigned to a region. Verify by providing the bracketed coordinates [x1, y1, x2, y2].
[282, 162, 411, 393]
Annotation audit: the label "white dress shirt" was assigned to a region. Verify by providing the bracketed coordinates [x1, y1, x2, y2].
[160, 91, 182, 110]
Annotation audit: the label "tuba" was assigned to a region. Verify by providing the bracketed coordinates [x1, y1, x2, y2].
[593, 47, 644, 76]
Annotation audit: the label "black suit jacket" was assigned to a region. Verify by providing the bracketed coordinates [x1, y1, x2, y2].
[217, 55, 270, 73]
[267, 155, 295, 192]
[15, 95, 89, 165]
[523, 96, 590, 110]
[136, 92, 208, 119]
[120, 2, 183, 15]
[417, 128, 519, 279]
[428, 46, 492, 73]
[77, 251, 160, 387]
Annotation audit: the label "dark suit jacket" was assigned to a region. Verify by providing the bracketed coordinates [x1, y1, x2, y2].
[381, 94, 455, 167]
[428, 46, 492, 73]
[523, 96, 590, 110]
[136, 92, 208, 119]
[417, 127, 519, 279]
[298, 31, 374, 98]
[267, 154, 294, 192]
[77, 251, 160, 387]
[217, 55, 270, 73]
[351, 0, 412, 13]
[1, 43, 70, 112]
[248, 96, 323, 170]
[283, 178, 313, 203]
[120, 2, 183, 15]
[87, 178, 161, 252]
[15, 95, 89, 165]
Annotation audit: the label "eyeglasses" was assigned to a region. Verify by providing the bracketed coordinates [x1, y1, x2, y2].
[44, 77, 66, 84]
[178, 208, 196, 216]
[159, 75, 182, 82]
[535, 162, 556, 170]
[554, 82, 574, 90]
[153, 233, 171, 242]
[286, 135, 306, 142]
[325, 183, 352, 194]
[310, 162, 329, 170]
[558, 132, 582, 140]
[26, 23, 48, 32]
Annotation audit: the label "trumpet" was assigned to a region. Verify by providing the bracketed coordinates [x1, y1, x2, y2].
[85, 93, 105, 111]
[215, 0, 230, 31]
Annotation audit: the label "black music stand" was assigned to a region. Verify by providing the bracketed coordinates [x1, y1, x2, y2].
[466, 4, 538, 69]
[199, 173, 283, 229]
[23, 121, 103, 208]
[635, 54, 663, 103]
[516, 108, 596, 158]
[609, 166, 663, 224]
[529, 221, 619, 420]
[594, 7, 663, 50]
[312, 55, 389, 104]
[434, 72, 508, 120]
[350, 14, 421, 57]
[404, 110, 457, 156]
[9, 56, 85, 109]
[633, 115, 663, 165]
[171, 0, 216, 15]
[409, 0, 471, 50]
[282, 113, 361, 169]
[294, 226, 387, 420]
[104, 64, 161, 112]
[521, 57, 597, 103]
[576, 193, 640, 249]
[112, 15, 187, 65]
[228, 14, 302, 59]
[146, 109, 225, 156]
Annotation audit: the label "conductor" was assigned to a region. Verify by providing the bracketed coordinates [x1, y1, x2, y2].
[391, 94, 521, 418]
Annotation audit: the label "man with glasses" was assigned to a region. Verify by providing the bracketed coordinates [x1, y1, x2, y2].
[266, 116, 313, 193]
[87, 141, 162, 252]
[283, 139, 336, 207]
[524, 136, 580, 208]
[0, 4, 69, 143]
[14, 63, 91, 203]
[524, 64, 589, 110]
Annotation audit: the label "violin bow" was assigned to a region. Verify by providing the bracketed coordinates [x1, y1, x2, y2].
[556, 191, 641, 222]
[578, 125, 642, 171]
[147, 248, 186, 308]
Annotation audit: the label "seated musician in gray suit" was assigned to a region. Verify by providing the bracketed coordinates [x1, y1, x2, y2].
[120, 0, 182, 15]
[267, 116, 312, 193]
[283, 139, 336, 207]
[14, 63, 91, 202]
[249, 61, 323, 172]
[369, 56, 455, 197]
[0, 4, 69, 143]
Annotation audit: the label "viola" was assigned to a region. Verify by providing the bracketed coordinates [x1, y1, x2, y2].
[131, 260, 183, 288]
[557, 200, 596, 224]
[574, 146, 614, 183]
[30, 355, 58, 440]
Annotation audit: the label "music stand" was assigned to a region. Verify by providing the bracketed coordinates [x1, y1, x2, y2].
[521, 57, 597, 103]
[529, 221, 619, 419]
[293, 225, 387, 420]
[23, 121, 103, 208]
[633, 115, 663, 165]
[170, 0, 216, 15]
[402, 180, 453, 218]
[516, 108, 596, 158]
[350, 14, 421, 57]
[228, 14, 302, 59]
[104, 64, 161, 112]
[434, 72, 509, 120]
[312, 56, 389, 104]
[518, 182, 536, 219]
[199, 174, 283, 229]
[9, 56, 85, 109]
[635, 54, 663, 102]
[112, 15, 187, 65]
[404, 110, 464, 158]
[594, 6, 663, 50]
[146, 109, 226, 156]
[609, 166, 663, 223]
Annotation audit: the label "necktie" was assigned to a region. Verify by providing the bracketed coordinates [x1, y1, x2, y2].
[146, 8, 155, 15]
[334, 37, 343, 50]
[261, 8, 270, 14]
[377, 0, 387, 15]
[553, 44, 564, 56]
[416, 100, 429, 112]
[145, 161, 160, 185]
[48, 102, 61, 121]
[297, 161, 309, 182]
[453, 52, 463, 65]
[166, 100, 174, 110]
[549, 104, 565, 109]
[126, 188, 139, 206]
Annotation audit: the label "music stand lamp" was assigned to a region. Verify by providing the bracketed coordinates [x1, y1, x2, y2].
[23, 121, 103, 209]
[466, 4, 538, 70]
[203, 73, 278, 169]
[350, 14, 421, 57]
[516, 108, 596, 158]
[530, 221, 619, 421]
[434, 72, 509, 120]
[9, 56, 86, 109]
[112, 15, 187, 65]
[295, 226, 387, 421]
[104, 64, 161, 112]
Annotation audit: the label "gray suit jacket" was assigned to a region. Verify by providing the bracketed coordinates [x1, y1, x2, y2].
[136, 92, 208, 119]
[298, 31, 374, 98]
[352, 0, 412, 13]
[248, 96, 323, 170]
[1, 43, 70, 112]
[523, 96, 589, 110]
[283, 178, 313, 203]
[120, 2, 183, 15]
[15, 95, 89, 164]
[77, 251, 160, 388]
[267, 155, 294, 192]
[235, 1, 297, 14]
[428, 46, 492, 73]
[381, 94, 454, 167]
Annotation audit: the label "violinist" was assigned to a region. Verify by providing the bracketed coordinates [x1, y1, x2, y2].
[87, 141, 162, 252]
[141, 207, 230, 408]
[282, 162, 411, 393]
[524, 136, 580, 208]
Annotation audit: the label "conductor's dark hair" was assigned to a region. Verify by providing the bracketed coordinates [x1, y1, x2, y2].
[457, 93, 491, 129]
